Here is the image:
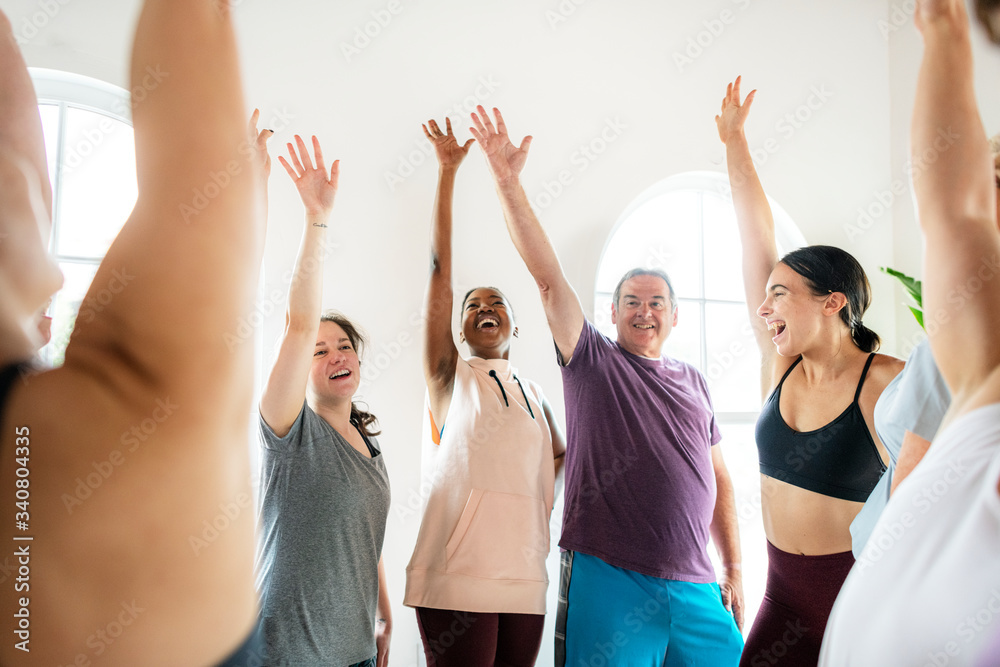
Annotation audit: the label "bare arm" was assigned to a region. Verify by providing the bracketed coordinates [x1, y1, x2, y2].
[3, 2, 269, 663]
[375, 556, 392, 667]
[542, 395, 567, 481]
[260, 136, 340, 436]
[716, 77, 791, 397]
[710, 444, 744, 632]
[469, 106, 585, 363]
[58, 0, 266, 428]
[422, 118, 473, 427]
[913, 0, 1000, 413]
[0, 12, 51, 219]
[890, 430, 932, 494]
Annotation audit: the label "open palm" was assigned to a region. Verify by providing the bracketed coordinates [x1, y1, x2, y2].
[716, 76, 756, 144]
[424, 117, 474, 169]
[278, 134, 339, 217]
[470, 105, 532, 185]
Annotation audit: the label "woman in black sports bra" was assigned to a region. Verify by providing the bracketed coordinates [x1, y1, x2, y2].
[717, 77, 905, 665]
[0, 3, 271, 665]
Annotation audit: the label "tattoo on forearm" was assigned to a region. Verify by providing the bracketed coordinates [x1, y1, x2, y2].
[312, 223, 328, 228]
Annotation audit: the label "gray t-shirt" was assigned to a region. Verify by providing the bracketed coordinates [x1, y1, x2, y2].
[255, 402, 390, 666]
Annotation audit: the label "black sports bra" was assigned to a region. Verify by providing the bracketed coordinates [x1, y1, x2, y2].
[755, 354, 886, 502]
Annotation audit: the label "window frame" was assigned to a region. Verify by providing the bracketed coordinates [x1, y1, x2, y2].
[594, 170, 806, 425]
[31, 69, 136, 366]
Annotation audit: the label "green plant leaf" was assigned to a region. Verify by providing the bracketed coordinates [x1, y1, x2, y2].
[880, 267, 923, 306]
[880, 266, 924, 329]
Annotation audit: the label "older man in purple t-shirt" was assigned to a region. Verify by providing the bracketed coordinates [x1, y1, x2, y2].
[469, 106, 744, 666]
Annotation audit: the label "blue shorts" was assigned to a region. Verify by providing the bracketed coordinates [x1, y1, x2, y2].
[555, 551, 743, 667]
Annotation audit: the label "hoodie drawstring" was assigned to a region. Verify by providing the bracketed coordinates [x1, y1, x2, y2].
[513, 376, 536, 419]
[489, 370, 536, 420]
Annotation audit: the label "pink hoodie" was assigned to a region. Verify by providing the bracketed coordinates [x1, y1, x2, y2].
[404, 356, 556, 614]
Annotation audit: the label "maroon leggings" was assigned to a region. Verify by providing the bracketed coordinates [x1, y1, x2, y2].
[414, 607, 545, 667]
[740, 541, 855, 666]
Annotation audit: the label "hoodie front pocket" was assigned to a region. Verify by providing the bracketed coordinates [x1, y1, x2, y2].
[444, 488, 549, 583]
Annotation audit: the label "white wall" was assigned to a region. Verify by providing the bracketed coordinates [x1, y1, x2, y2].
[6, 0, 1000, 664]
[886, 1, 1000, 358]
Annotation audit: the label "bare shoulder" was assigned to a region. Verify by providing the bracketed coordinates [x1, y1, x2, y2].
[869, 352, 906, 387]
[859, 352, 906, 407]
[2, 365, 255, 658]
[6, 363, 247, 480]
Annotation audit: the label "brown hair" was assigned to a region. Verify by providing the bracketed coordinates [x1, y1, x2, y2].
[320, 311, 381, 436]
[976, 0, 1000, 44]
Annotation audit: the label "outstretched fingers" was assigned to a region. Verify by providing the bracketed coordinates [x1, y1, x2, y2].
[312, 135, 325, 175]
[284, 141, 305, 176]
[294, 134, 314, 171]
[493, 107, 508, 137]
[479, 105, 498, 134]
[277, 154, 297, 181]
[470, 109, 488, 140]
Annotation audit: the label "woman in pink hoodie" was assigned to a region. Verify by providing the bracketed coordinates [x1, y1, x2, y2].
[403, 117, 566, 667]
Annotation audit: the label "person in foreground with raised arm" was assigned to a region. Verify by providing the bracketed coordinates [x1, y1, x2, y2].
[255, 135, 391, 667]
[0, 1, 272, 664]
[470, 106, 744, 667]
[717, 76, 904, 666]
[819, 0, 1000, 663]
[850, 131, 998, 550]
[403, 117, 566, 667]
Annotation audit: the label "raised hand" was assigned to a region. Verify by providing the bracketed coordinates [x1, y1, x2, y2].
[278, 135, 339, 218]
[248, 108, 274, 182]
[469, 105, 532, 187]
[715, 76, 756, 145]
[424, 117, 474, 170]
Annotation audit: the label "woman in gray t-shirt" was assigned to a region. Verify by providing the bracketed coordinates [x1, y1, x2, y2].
[254, 135, 391, 667]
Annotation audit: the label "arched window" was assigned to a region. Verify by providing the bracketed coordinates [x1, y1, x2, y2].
[594, 171, 806, 632]
[32, 68, 137, 366]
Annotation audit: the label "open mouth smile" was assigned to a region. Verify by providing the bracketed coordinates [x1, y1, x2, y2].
[329, 369, 351, 380]
[476, 316, 500, 330]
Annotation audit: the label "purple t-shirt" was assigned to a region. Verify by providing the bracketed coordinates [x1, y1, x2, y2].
[559, 320, 721, 582]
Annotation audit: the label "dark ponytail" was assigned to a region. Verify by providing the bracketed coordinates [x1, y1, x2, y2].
[780, 245, 881, 353]
[320, 311, 382, 436]
[849, 322, 881, 354]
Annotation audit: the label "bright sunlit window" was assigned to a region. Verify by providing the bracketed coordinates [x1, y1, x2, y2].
[32, 69, 138, 366]
[594, 171, 806, 634]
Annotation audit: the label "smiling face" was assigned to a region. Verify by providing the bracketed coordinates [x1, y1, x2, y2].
[611, 274, 677, 358]
[307, 320, 361, 404]
[756, 262, 833, 356]
[460, 287, 515, 360]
